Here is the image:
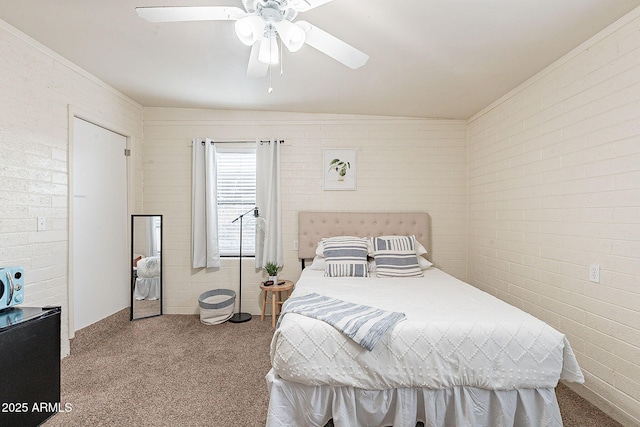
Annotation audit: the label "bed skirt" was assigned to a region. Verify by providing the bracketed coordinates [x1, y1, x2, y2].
[134, 277, 160, 300]
[266, 369, 564, 427]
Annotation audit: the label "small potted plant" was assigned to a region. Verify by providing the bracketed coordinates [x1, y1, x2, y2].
[264, 261, 280, 284]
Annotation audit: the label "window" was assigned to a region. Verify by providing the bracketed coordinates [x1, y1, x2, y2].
[152, 216, 162, 256]
[216, 144, 257, 256]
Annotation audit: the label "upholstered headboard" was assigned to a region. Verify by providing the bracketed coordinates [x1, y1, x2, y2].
[298, 212, 430, 260]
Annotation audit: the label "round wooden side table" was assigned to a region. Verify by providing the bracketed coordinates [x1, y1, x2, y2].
[260, 280, 294, 328]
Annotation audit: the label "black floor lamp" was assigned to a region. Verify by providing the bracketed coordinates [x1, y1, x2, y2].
[228, 206, 259, 323]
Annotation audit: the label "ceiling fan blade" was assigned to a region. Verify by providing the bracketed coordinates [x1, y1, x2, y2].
[296, 21, 369, 69]
[136, 6, 246, 23]
[247, 42, 269, 77]
[289, 0, 335, 13]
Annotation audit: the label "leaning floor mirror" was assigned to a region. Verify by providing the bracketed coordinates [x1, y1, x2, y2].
[131, 214, 163, 320]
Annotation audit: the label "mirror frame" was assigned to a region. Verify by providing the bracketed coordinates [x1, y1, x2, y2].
[130, 214, 163, 321]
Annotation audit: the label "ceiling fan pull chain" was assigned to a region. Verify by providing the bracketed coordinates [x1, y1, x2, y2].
[280, 38, 284, 76]
[268, 35, 274, 93]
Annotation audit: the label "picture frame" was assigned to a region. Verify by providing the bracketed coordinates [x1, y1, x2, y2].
[323, 148, 357, 191]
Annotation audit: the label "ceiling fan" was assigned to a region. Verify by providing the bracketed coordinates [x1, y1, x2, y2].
[136, 0, 369, 78]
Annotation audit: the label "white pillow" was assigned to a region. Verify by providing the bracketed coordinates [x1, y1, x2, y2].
[309, 256, 326, 270]
[417, 257, 433, 270]
[416, 241, 428, 257]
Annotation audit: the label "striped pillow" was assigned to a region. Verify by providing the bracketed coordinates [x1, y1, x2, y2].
[322, 236, 369, 277]
[371, 235, 423, 278]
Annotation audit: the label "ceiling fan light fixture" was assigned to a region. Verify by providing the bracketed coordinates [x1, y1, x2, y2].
[258, 36, 279, 64]
[276, 19, 306, 52]
[235, 15, 265, 46]
[136, 1, 370, 78]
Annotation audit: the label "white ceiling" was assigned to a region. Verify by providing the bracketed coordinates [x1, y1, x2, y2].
[1, 0, 639, 119]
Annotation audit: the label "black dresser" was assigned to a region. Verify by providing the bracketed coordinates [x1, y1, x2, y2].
[0, 306, 61, 426]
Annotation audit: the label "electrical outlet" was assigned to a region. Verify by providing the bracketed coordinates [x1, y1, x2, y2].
[589, 265, 600, 283]
[293, 240, 299, 251]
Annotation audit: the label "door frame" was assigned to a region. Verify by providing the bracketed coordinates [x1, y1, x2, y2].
[67, 105, 136, 339]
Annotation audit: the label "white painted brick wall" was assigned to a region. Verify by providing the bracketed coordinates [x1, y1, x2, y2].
[0, 20, 143, 356]
[468, 10, 640, 427]
[143, 108, 468, 317]
[3, 7, 638, 425]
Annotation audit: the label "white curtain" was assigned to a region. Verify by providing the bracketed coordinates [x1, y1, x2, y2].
[255, 139, 283, 268]
[145, 216, 158, 257]
[192, 138, 221, 268]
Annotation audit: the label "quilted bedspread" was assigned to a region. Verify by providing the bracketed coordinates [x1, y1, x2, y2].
[270, 268, 584, 390]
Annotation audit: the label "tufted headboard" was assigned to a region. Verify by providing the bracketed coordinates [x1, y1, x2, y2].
[298, 212, 431, 260]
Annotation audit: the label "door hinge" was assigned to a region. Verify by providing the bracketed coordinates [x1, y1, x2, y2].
[124, 148, 131, 156]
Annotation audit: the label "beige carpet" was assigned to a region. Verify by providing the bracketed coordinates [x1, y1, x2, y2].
[44, 310, 621, 427]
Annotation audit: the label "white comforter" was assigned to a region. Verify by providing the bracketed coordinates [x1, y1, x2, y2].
[271, 268, 583, 391]
[136, 256, 160, 278]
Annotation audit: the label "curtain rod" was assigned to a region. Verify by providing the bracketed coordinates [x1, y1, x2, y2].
[193, 140, 285, 145]
[259, 140, 285, 145]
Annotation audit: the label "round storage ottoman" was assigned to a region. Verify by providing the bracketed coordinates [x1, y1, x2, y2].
[198, 289, 236, 325]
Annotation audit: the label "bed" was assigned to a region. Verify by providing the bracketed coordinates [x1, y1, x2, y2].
[133, 256, 161, 300]
[265, 212, 584, 427]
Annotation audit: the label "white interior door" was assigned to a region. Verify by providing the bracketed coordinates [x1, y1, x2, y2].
[73, 117, 129, 332]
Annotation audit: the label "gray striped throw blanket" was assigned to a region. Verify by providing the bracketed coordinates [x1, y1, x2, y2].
[277, 293, 406, 351]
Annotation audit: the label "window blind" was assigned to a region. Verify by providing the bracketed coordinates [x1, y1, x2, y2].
[216, 146, 257, 256]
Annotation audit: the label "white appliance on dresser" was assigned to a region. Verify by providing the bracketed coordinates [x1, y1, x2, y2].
[0, 267, 24, 308]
